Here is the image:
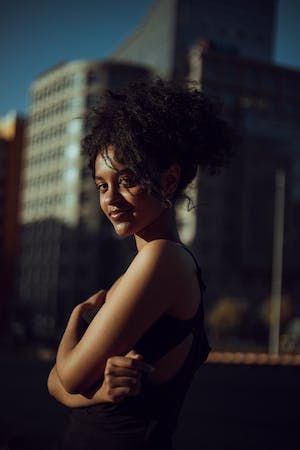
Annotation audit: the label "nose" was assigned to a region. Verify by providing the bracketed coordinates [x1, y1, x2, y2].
[102, 183, 126, 208]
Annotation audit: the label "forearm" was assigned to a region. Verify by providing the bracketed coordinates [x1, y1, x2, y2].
[48, 365, 108, 408]
[56, 305, 84, 388]
[56, 292, 106, 392]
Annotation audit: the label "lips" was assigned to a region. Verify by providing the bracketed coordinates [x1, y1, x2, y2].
[109, 208, 133, 219]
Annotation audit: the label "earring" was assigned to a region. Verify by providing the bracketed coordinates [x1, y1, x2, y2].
[163, 197, 173, 208]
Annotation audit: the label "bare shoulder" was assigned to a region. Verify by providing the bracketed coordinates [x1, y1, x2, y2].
[127, 239, 192, 294]
[106, 239, 195, 309]
[139, 239, 192, 270]
[138, 239, 183, 259]
[138, 239, 201, 317]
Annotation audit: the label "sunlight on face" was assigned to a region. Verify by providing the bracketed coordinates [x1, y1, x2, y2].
[94, 145, 165, 237]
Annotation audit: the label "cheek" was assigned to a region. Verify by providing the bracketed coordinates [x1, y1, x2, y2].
[134, 191, 162, 215]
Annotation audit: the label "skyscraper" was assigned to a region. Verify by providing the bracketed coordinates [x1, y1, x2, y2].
[17, 60, 151, 340]
[110, 0, 300, 307]
[186, 42, 300, 302]
[111, 0, 277, 79]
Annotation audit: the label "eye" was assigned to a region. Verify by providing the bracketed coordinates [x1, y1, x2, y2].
[95, 183, 107, 192]
[119, 175, 138, 187]
[95, 175, 138, 193]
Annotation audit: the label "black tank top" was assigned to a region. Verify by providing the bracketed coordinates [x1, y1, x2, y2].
[60, 243, 211, 450]
[133, 243, 208, 364]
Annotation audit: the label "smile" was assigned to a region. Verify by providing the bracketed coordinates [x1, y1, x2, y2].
[110, 210, 133, 220]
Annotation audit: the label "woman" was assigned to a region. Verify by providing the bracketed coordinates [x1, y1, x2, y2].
[48, 79, 236, 449]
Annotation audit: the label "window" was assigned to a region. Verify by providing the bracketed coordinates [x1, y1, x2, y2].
[64, 167, 79, 184]
[65, 193, 76, 208]
[66, 119, 81, 136]
[87, 70, 101, 85]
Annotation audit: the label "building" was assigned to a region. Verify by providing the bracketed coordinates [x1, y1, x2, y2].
[0, 112, 25, 342]
[186, 42, 300, 304]
[108, 0, 300, 309]
[17, 60, 151, 340]
[111, 0, 277, 79]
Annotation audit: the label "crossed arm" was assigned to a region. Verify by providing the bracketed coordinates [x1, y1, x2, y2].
[51, 240, 182, 397]
[48, 364, 106, 407]
[48, 351, 153, 407]
[48, 289, 152, 407]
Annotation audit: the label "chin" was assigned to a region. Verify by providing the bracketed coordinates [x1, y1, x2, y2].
[112, 221, 137, 237]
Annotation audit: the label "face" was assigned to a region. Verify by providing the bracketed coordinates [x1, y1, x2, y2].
[94, 145, 166, 237]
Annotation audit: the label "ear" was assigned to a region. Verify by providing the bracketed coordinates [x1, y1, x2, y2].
[161, 163, 181, 198]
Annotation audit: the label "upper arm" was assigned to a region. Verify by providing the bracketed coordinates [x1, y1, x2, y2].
[60, 240, 184, 393]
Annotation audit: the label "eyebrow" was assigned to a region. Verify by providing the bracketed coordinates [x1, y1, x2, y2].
[94, 168, 131, 181]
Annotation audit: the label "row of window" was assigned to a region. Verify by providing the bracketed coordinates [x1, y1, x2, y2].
[23, 192, 76, 212]
[32, 75, 76, 102]
[203, 59, 300, 97]
[204, 84, 300, 118]
[30, 94, 99, 125]
[27, 124, 66, 146]
[30, 101, 69, 123]
[25, 147, 64, 167]
[21, 249, 59, 265]
[32, 70, 102, 104]
[21, 231, 61, 244]
[25, 165, 83, 190]
[20, 271, 59, 291]
[25, 170, 63, 188]
[21, 220, 63, 237]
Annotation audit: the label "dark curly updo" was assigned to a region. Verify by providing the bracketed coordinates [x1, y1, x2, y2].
[82, 78, 237, 210]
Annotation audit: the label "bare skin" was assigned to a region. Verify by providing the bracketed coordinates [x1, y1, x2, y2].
[48, 281, 154, 407]
[48, 350, 152, 408]
[49, 145, 201, 403]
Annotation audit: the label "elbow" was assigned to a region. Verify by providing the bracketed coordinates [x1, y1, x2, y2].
[47, 366, 58, 397]
[47, 376, 53, 396]
[55, 363, 86, 394]
[57, 364, 105, 395]
[64, 384, 82, 395]
[56, 368, 78, 394]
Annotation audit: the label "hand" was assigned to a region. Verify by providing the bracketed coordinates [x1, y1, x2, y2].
[101, 350, 155, 403]
[81, 289, 107, 309]
[78, 289, 107, 324]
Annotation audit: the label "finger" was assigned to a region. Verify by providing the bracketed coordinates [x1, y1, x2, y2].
[105, 366, 141, 378]
[91, 290, 107, 303]
[129, 378, 141, 396]
[87, 289, 106, 301]
[126, 349, 143, 359]
[108, 387, 131, 403]
[109, 356, 154, 374]
[112, 380, 141, 402]
[107, 376, 138, 389]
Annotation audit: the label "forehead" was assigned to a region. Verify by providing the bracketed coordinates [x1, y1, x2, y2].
[94, 146, 128, 179]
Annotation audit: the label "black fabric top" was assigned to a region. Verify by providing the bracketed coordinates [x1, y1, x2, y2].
[134, 243, 208, 365]
[60, 243, 211, 450]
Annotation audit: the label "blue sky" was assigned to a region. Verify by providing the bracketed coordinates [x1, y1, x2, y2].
[0, 0, 299, 118]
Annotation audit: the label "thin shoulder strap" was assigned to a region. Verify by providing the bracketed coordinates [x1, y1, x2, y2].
[178, 243, 207, 294]
[178, 244, 209, 338]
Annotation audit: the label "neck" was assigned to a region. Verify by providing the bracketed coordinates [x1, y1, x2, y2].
[134, 208, 182, 252]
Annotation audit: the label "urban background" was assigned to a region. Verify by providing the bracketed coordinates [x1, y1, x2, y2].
[1, 0, 300, 449]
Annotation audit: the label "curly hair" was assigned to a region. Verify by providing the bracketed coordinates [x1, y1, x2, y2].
[81, 78, 238, 210]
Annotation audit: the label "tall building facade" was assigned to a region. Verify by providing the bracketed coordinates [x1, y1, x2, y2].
[0, 112, 25, 341]
[187, 43, 300, 303]
[17, 60, 151, 340]
[111, 0, 277, 78]
[109, 0, 299, 307]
